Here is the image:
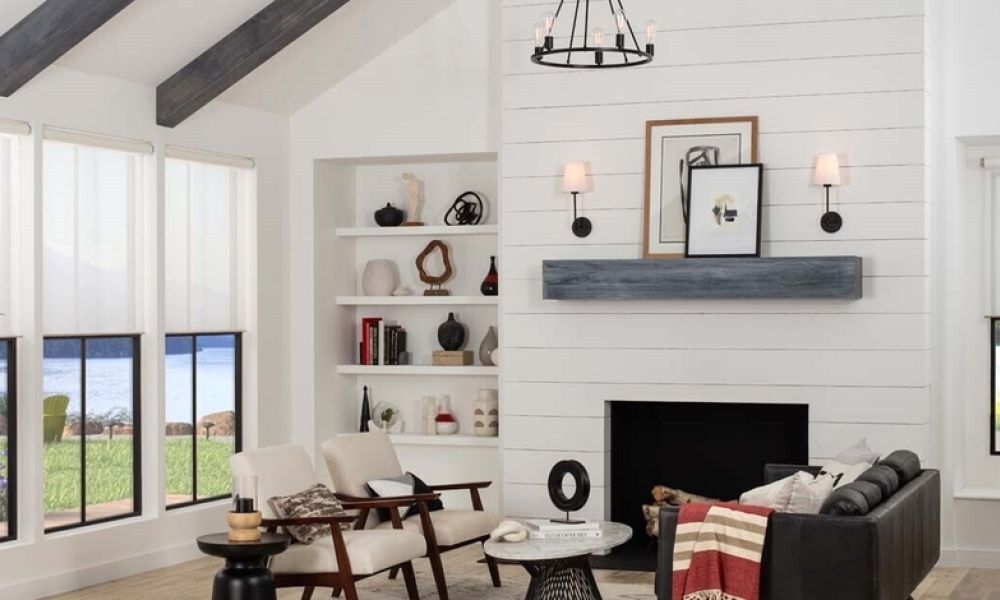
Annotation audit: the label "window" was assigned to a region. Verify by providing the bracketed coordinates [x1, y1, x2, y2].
[165, 334, 241, 507]
[164, 155, 250, 508]
[993, 320, 1000, 454]
[42, 337, 140, 530]
[1, 339, 16, 543]
[42, 137, 145, 531]
[0, 134, 14, 325]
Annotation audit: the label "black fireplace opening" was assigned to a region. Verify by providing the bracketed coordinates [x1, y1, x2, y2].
[592, 401, 808, 571]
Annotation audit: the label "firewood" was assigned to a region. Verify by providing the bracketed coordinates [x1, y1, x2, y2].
[651, 485, 719, 505]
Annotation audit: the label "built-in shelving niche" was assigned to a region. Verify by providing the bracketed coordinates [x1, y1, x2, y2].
[315, 151, 501, 511]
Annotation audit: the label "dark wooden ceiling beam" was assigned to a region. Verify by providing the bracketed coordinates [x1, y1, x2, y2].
[156, 0, 350, 128]
[0, 0, 135, 97]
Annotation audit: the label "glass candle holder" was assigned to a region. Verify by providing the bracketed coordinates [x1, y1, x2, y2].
[233, 474, 259, 514]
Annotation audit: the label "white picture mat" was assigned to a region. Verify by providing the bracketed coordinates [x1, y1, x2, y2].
[645, 120, 755, 257]
[686, 166, 762, 256]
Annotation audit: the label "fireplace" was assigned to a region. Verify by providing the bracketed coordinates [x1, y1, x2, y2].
[593, 401, 809, 571]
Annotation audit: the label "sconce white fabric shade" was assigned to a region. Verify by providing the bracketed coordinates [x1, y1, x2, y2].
[562, 162, 591, 193]
[813, 154, 841, 186]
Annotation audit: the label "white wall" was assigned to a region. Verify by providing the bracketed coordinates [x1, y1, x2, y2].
[288, 0, 499, 471]
[0, 65, 289, 597]
[934, 0, 1000, 568]
[499, 0, 930, 520]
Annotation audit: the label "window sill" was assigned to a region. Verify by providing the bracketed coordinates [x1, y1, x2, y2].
[165, 498, 231, 516]
[45, 512, 152, 541]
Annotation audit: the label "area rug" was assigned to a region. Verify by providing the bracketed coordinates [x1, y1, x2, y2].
[354, 566, 656, 600]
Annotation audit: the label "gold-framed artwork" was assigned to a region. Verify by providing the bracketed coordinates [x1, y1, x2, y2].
[642, 116, 758, 258]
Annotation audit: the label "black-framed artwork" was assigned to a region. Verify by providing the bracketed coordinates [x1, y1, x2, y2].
[684, 164, 764, 258]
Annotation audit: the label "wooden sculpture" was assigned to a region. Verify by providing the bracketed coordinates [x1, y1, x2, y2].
[416, 240, 453, 296]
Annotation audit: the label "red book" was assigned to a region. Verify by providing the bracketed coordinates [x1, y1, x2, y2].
[361, 317, 381, 365]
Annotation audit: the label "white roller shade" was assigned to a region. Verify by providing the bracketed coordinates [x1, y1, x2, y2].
[0, 137, 13, 331]
[44, 126, 154, 155]
[165, 145, 255, 170]
[165, 157, 245, 333]
[42, 140, 143, 335]
[0, 117, 30, 137]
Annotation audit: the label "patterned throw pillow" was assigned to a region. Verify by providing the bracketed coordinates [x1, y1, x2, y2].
[268, 483, 351, 544]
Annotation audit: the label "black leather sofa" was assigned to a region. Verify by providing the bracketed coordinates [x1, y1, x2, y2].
[655, 463, 940, 600]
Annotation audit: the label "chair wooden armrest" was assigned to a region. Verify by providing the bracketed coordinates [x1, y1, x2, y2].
[427, 481, 492, 511]
[262, 515, 356, 529]
[335, 493, 441, 531]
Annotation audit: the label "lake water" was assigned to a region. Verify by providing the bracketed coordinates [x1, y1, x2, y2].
[38, 348, 236, 424]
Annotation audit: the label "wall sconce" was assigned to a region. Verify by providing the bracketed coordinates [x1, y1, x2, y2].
[562, 162, 592, 238]
[814, 153, 842, 233]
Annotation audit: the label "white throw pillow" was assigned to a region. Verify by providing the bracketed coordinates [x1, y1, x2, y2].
[785, 472, 836, 514]
[819, 459, 870, 489]
[739, 475, 796, 510]
[833, 439, 879, 466]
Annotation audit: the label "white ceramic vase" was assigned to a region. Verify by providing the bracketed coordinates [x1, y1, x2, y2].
[362, 260, 399, 296]
[474, 389, 499, 437]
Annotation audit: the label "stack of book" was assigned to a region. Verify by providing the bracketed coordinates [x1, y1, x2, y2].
[526, 519, 603, 540]
[359, 317, 407, 365]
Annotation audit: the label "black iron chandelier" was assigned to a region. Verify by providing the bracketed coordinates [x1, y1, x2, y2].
[531, 1, 656, 69]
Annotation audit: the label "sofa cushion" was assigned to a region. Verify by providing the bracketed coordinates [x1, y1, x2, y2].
[833, 438, 880, 466]
[270, 529, 426, 575]
[856, 465, 900, 499]
[820, 480, 884, 516]
[739, 474, 796, 510]
[879, 450, 921, 484]
[373, 509, 500, 546]
[818, 460, 870, 489]
[785, 472, 836, 514]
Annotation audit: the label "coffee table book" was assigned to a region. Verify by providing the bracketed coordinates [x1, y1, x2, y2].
[526, 519, 600, 532]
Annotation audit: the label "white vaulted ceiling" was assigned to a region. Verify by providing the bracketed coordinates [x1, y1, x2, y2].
[0, 0, 455, 114]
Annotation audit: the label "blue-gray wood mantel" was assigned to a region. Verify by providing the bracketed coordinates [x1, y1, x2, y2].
[542, 257, 862, 300]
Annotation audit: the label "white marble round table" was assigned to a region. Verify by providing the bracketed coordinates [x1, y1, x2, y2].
[484, 522, 632, 600]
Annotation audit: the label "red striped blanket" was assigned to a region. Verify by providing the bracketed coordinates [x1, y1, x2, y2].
[671, 502, 773, 600]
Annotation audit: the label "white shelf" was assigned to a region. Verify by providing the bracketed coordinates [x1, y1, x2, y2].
[337, 365, 499, 376]
[336, 225, 498, 238]
[336, 295, 499, 306]
[388, 434, 499, 448]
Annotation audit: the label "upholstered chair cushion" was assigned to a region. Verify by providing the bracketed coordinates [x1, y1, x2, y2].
[269, 483, 351, 543]
[270, 529, 427, 576]
[373, 509, 500, 546]
[230, 445, 318, 519]
[321, 433, 404, 498]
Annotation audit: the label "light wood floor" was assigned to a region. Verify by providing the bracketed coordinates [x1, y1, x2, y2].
[45, 544, 1000, 600]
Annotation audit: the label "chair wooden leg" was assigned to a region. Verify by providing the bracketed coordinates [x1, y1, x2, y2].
[485, 554, 502, 587]
[401, 562, 420, 600]
[330, 587, 342, 597]
[388, 566, 400, 580]
[427, 547, 450, 600]
[301, 587, 314, 600]
[342, 579, 360, 600]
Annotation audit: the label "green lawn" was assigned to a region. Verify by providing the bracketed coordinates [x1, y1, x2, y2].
[22, 437, 234, 512]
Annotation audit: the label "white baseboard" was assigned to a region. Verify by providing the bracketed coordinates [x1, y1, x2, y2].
[0, 540, 205, 600]
[939, 546, 1000, 569]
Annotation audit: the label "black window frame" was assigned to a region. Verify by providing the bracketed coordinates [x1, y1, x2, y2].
[43, 334, 142, 533]
[165, 332, 243, 510]
[1, 338, 16, 544]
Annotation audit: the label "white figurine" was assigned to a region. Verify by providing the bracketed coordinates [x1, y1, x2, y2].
[401, 172, 424, 226]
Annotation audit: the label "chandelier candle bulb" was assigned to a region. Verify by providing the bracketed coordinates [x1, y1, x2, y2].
[645, 19, 657, 55]
[615, 10, 626, 49]
[534, 23, 545, 52]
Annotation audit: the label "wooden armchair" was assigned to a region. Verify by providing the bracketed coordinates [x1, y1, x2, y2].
[321, 433, 502, 600]
[230, 445, 432, 600]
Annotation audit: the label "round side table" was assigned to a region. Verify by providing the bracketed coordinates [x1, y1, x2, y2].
[484, 522, 632, 600]
[197, 532, 291, 600]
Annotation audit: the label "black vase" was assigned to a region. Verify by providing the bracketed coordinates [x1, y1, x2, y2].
[437, 312, 466, 351]
[480, 256, 499, 296]
[374, 203, 405, 227]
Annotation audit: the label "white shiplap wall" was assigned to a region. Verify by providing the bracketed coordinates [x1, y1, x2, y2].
[499, 0, 929, 520]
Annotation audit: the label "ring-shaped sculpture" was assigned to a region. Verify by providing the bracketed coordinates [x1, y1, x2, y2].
[547, 460, 591, 524]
